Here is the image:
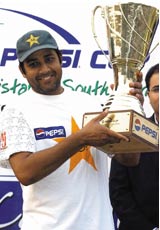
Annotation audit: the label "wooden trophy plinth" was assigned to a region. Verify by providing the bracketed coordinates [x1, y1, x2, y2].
[83, 110, 159, 154]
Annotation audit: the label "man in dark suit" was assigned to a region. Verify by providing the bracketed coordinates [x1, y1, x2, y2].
[109, 63, 159, 230]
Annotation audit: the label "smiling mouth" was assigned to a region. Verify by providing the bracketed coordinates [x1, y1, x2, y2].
[38, 75, 55, 81]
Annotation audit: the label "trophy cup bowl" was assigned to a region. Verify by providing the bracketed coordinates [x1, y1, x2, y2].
[83, 2, 159, 154]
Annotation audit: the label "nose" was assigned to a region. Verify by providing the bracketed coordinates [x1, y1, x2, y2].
[39, 62, 50, 74]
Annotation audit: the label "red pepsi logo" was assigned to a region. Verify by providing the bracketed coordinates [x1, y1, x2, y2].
[135, 119, 141, 131]
[35, 129, 45, 139]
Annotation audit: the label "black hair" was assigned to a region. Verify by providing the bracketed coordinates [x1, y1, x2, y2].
[145, 63, 159, 91]
[19, 49, 62, 74]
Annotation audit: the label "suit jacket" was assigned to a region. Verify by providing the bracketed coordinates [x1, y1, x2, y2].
[109, 114, 159, 230]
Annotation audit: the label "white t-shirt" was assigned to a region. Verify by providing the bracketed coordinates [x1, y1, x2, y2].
[0, 89, 114, 230]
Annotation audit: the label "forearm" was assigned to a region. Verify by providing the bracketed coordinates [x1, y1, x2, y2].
[10, 131, 85, 185]
[9, 111, 130, 185]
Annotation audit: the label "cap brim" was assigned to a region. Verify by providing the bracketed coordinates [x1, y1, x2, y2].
[19, 44, 58, 62]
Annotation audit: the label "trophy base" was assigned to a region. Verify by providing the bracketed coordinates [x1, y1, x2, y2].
[83, 110, 159, 154]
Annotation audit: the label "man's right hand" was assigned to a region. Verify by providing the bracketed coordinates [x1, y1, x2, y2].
[80, 110, 129, 147]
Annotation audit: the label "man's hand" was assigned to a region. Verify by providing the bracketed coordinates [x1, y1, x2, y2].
[129, 71, 144, 105]
[110, 71, 144, 105]
[81, 111, 129, 147]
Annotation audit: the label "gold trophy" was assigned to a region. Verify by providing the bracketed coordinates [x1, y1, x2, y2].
[83, 2, 159, 154]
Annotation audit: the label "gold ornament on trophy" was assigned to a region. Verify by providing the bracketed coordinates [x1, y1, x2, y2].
[83, 2, 159, 154]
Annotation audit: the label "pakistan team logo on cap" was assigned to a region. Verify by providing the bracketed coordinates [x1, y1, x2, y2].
[26, 35, 40, 47]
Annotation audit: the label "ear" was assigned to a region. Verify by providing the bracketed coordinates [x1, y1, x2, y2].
[147, 91, 151, 101]
[19, 65, 27, 78]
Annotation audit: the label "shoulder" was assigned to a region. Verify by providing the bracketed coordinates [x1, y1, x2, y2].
[0, 106, 22, 124]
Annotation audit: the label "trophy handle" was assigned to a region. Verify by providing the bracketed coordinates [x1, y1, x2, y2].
[118, 4, 159, 69]
[148, 42, 159, 56]
[141, 42, 159, 70]
[91, 5, 112, 66]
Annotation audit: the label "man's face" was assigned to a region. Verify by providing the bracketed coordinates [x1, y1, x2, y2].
[20, 49, 63, 95]
[148, 72, 159, 118]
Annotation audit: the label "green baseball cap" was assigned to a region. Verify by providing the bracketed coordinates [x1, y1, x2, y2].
[16, 30, 59, 62]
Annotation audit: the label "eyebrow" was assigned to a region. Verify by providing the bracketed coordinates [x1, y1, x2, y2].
[149, 85, 159, 91]
[151, 84, 159, 88]
[26, 58, 37, 63]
